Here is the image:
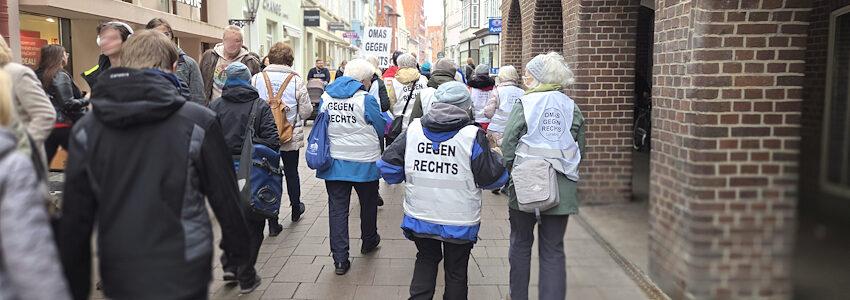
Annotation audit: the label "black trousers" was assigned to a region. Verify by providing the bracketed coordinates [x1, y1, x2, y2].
[220, 215, 263, 283]
[326, 180, 379, 263]
[45, 126, 71, 163]
[409, 237, 474, 300]
[269, 150, 302, 226]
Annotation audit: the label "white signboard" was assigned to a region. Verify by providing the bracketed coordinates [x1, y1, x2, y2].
[362, 27, 392, 68]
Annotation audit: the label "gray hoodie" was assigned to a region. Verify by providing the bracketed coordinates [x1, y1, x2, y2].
[0, 129, 70, 300]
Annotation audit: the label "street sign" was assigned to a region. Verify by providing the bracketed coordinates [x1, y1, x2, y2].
[329, 22, 346, 31]
[362, 27, 393, 68]
[489, 18, 502, 34]
[304, 10, 320, 27]
[343, 32, 359, 39]
[437, 51, 445, 58]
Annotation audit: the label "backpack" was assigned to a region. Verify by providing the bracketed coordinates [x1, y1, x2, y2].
[305, 109, 332, 171]
[511, 158, 560, 219]
[261, 72, 297, 144]
[237, 99, 283, 218]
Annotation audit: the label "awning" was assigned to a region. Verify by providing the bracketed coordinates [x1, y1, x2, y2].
[282, 21, 302, 38]
[307, 27, 347, 46]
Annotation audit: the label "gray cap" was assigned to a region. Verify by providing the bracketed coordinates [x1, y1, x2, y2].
[433, 58, 457, 73]
[475, 64, 490, 75]
[396, 53, 418, 68]
[434, 81, 471, 110]
[225, 62, 251, 83]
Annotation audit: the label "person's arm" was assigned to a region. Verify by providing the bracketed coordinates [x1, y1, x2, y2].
[59, 126, 97, 300]
[197, 120, 252, 275]
[377, 131, 408, 184]
[378, 78, 390, 112]
[363, 94, 386, 139]
[572, 103, 586, 156]
[1, 155, 71, 300]
[295, 76, 313, 120]
[500, 102, 527, 172]
[255, 101, 281, 150]
[54, 73, 89, 110]
[323, 69, 331, 83]
[186, 57, 207, 105]
[199, 50, 216, 104]
[470, 129, 508, 189]
[15, 67, 55, 144]
[484, 88, 499, 119]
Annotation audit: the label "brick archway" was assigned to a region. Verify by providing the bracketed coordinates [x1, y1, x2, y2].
[501, 0, 523, 72]
[521, 0, 564, 67]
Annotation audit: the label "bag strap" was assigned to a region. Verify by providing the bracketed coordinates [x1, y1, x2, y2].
[276, 73, 296, 100]
[400, 83, 415, 117]
[237, 99, 259, 199]
[261, 72, 275, 100]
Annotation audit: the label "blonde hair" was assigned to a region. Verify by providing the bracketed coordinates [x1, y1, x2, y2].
[0, 35, 12, 66]
[498, 65, 520, 83]
[525, 52, 575, 89]
[0, 71, 12, 126]
[121, 30, 179, 73]
[223, 25, 244, 39]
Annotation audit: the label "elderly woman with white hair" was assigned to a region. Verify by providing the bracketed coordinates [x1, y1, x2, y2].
[484, 65, 525, 148]
[316, 59, 387, 275]
[501, 52, 586, 300]
[388, 53, 428, 130]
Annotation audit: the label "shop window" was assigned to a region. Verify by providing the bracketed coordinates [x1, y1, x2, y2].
[822, 6, 850, 195]
[20, 13, 62, 70]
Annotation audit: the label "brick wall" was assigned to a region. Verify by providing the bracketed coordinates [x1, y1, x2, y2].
[501, 0, 523, 72]
[649, 0, 809, 298]
[563, 0, 640, 203]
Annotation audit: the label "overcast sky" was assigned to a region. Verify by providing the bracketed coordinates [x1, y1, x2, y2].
[424, 0, 444, 26]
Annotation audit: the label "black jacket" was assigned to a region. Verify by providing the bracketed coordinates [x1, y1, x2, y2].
[464, 63, 476, 84]
[36, 70, 89, 124]
[336, 69, 345, 81]
[468, 74, 495, 90]
[59, 68, 253, 300]
[209, 84, 280, 155]
[307, 67, 331, 83]
[81, 54, 110, 91]
[371, 73, 391, 112]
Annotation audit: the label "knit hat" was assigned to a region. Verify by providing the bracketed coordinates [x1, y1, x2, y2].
[396, 53, 417, 68]
[420, 62, 431, 72]
[434, 81, 471, 110]
[475, 64, 490, 75]
[433, 58, 457, 73]
[391, 51, 405, 66]
[225, 62, 251, 83]
[525, 54, 546, 82]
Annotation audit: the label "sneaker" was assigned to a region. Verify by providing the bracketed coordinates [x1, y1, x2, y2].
[377, 195, 384, 206]
[361, 234, 381, 254]
[222, 271, 237, 282]
[269, 223, 283, 237]
[292, 202, 305, 222]
[239, 275, 261, 294]
[334, 260, 351, 275]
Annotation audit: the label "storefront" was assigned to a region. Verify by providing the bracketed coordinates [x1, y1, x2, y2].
[477, 29, 499, 75]
[18, 12, 68, 71]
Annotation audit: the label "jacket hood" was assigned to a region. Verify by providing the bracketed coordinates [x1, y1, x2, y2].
[395, 67, 422, 84]
[421, 103, 473, 133]
[0, 129, 15, 156]
[221, 84, 260, 103]
[326, 76, 366, 98]
[91, 68, 186, 129]
[178, 48, 186, 56]
[382, 66, 399, 79]
[468, 74, 495, 90]
[427, 70, 457, 88]
[213, 43, 250, 61]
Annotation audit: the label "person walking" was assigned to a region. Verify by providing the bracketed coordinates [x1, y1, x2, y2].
[483, 65, 525, 195]
[35, 45, 89, 163]
[463, 58, 476, 83]
[200, 25, 262, 104]
[307, 59, 331, 84]
[335, 60, 347, 81]
[59, 30, 257, 300]
[409, 58, 459, 121]
[468, 64, 495, 131]
[365, 55, 391, 113]
[501, 52, 586, 300]
[82, 21, 134, 90]
[382, 50, 406, 85]
[316, 59, 386, 275]
[388, 53, 428, 130]
[250, 42, 312, 233]
[377, 81, 508, 300]
[210, 62, 279, 293]
[146, 18, 206, 105]
[0, 70, 71, 300]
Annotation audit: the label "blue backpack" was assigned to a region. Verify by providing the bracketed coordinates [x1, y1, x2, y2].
[306, 109, 332, 171]
[236, 100, 282, 218]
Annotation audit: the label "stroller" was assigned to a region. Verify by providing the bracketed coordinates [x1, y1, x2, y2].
[306, 79, 326, 120]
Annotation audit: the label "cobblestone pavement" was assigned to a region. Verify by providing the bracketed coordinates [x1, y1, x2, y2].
[82, 134, 649, 300]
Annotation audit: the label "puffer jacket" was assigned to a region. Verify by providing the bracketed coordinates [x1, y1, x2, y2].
[36, 70, 89, 124]
[209, 83, 280, 155]
[250, 64, 313, 151]
[0, 129, 70, 300]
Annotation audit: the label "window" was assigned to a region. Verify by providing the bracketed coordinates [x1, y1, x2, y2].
[471, 0, 479, 28]
[822, 6, 850, 195]
[463, 0, 470, 29]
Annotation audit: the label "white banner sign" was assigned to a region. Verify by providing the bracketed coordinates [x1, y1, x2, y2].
[362, 27, 392, 68]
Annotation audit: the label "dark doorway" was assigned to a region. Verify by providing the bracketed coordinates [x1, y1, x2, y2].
[632, 5, 654, 203]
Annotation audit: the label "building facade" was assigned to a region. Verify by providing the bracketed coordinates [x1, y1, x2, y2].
[253, 0, 305, 75]
[501, 0, 849, 299]
[300, 0, 354, 75]
[401, 0, 424, 59]
[376, 0, 400, 53]
[427, 25, 443, 62]
[457, 0, 500, 73]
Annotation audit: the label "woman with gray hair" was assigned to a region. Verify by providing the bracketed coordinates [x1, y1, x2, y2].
[388, 53, 428, 130]
[501, 52, 586, 300]
[484, 65, 525, 147]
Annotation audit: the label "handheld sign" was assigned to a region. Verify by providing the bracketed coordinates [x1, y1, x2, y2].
[362, 27, 393, 68]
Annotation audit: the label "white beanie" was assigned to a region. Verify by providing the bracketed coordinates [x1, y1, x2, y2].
[525, 54, 546, 82]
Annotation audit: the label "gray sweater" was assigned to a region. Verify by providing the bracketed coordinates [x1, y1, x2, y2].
[0, 129, 70, 300]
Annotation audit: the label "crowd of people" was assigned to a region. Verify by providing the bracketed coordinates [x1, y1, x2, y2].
[0, 17, 585, 300]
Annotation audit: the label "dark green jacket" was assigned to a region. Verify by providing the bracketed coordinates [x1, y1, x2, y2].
[501, 86, 586, 215]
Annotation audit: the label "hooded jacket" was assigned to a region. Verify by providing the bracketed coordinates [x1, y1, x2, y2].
[389, 67, 428, 126]
[0, 129, 71, 300]
[315, 76, 386, 182]
[382, 65, 399, 80]
[200, 44, 261, 104]
[377, 103, 508, 243]
[209, 82, 280, 155]
[176, 48, 207, 105]
[251, 64, 314, 151]
[81, 54, 111, 90]
[59, 67, 253, 300]
[408, 69, 457, 120]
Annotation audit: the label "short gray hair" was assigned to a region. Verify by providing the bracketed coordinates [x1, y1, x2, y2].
[396, 53, 417, 68]
[343, 59, 375, 82]
[498, 65, 520, 83]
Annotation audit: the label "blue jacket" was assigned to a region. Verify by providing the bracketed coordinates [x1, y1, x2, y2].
[316, 77, 386, 182]
[377, 103, 508, 243]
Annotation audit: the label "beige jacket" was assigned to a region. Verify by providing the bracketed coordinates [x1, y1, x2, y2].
[4, 63, 55, 146]
[251, 64, 313, 152]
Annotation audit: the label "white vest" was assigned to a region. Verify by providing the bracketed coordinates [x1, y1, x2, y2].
[403, 120, 482, 226]
[418, 87, 437, 116]
[470, 88, 491, 124]
[369, 79, 383, 108]
[253, 72, 301, 127]
[391, 76, 428, 129]
[320, 90, 380, 162]
[516, 91, 581, 181]
[487, 85, 525, 133]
